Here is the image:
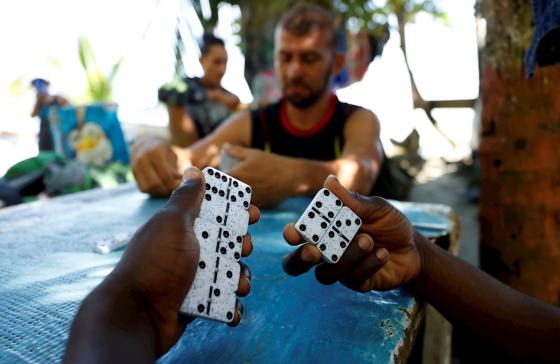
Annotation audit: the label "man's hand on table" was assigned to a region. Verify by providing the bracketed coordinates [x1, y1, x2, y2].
[282, 175, 422, 292]
[224, 144, 304, 208]
[65, 167, 260, 362]
[131, 137, 186, 197]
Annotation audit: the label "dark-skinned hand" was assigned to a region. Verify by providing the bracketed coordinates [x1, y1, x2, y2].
[282, 175, 420, 292]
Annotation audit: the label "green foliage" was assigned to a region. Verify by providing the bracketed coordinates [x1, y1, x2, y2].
[78, 36, 123, 103]
[183, 0, 447, 85]
[8, 76, 27, 96]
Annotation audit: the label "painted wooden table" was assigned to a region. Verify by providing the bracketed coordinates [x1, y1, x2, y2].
[0, 184, 454, 364]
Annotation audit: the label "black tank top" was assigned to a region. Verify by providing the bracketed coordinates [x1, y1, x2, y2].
[250, 95, 360, 160]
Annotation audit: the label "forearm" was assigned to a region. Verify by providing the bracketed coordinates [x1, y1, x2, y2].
[288, 157, 336, 197]
[64, 278, 157, 364]
[411, 233, 560, 361]
[168, 106, 198, 147]
[288, 157, 374, 197]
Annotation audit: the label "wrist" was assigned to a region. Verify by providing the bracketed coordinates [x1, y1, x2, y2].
[66, 276, 157, 362]
[409, 230, 435, 292]
[292, 158, 337, 196]
[86, 276, 155, 330]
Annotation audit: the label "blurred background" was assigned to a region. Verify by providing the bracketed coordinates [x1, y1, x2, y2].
[0, 0, 478, 175]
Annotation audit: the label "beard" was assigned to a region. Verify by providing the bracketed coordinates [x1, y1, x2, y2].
[283, 70, 331, 109]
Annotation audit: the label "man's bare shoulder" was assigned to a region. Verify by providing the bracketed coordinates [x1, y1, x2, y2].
[346, 107, 380, 133]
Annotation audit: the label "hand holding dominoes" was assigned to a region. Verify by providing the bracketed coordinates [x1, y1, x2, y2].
[180, 167, 255, 323]
[99, 167, 259, 356]
[283, 175, 420, 292]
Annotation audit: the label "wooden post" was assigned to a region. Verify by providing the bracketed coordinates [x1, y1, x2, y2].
[479, 0, 560, 305]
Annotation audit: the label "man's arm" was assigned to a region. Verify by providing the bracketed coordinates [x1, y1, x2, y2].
[412, 233, 560, 361]
[283, 176, 560, 362]
[224, 108, 382, 207]
[167, 105, 199, 147]
[131, 112, 251, 196]
[294, 108, 382, 196]
[184, 111, 251, 168]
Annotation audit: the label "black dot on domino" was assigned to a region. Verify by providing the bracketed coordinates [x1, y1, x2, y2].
[237, 236, 242, 243]
[217, 216, 223, 223]
[205, 183, 210, 190]
[227, 271, 233, 278]
[215, 172, 221, 179]
[199, 261, 206, 269]
[197, 304, 205, 312]
[335, 221, 341, 227]
[229, 242, 234, 249]
[328, 231, 335, 238]
[234, 252, 240, 259]
[233, 181, 239, 187]
[332, 255, 338, 262]
[243, 201, 249, 208]
[355, 218, 361, 225]
[312, 234, 319, 242]
[346, 219, 351, 226]
[300, 224, 307, 231]
[227, 312, 233, 320]
[308, 211, 315, 218]
[208, 169, 214, 176]
[246, 186, 251, 193]
[223, 231, 230, 238]
[212, 187, 218, 193]
[205, 194, 211, 201]
[238, 191, 244, 197]
[335, 200, 342, 206]
[231, 196, 237, 202]
[221, 176, 227, 182]
[219, 190, 225, 197]
[340, 241, 346, 248]
[328, 211, 334, 218]
[202, 231, 209, 239]
[321, 222, 327, 229]
[319, 244, 326, 251]
[323, 190, 330, 196]
[214, 288, 221, 296]
[220, 247, 227, 254]
[315, 201, 323, 208]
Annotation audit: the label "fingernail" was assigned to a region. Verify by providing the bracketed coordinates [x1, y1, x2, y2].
[183, 167, 199, 181]
[358, 237, 373, 252]
[327, 174, 338, 180]
[301, 248, 315, 262]
[376, 248, 389, 260]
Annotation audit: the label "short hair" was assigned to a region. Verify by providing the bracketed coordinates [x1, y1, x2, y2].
[277, 3, 337, 50]
[200, 33, 225, 57]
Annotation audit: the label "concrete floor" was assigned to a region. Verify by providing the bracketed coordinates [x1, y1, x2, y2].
[409, 158, 480, 267]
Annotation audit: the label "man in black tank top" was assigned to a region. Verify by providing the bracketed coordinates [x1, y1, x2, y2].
[131, 4, 395, 207]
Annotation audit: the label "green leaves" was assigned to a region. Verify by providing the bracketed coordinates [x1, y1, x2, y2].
[78, 35, 123, 102]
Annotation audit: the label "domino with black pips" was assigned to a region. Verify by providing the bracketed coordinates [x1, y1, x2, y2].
[179, 168, 251, 323]
[295, 188, 362, 264]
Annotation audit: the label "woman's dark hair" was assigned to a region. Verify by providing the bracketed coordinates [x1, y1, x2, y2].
[200, 33, 225, 57]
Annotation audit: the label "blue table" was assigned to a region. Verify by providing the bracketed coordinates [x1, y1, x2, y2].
[0, 184, 452, 363]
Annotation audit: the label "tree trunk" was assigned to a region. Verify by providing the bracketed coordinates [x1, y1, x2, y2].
[479, 0, 560, 305]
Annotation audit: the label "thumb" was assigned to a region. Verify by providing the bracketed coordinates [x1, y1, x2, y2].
[166, 167, 205, 223]
[222, 143, 251, 161]
[323, 174, 395, 221]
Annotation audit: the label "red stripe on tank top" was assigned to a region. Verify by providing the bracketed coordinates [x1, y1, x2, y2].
[280, 94, 336, 137]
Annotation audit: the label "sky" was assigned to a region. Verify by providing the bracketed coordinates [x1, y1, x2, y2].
[0, 0, 479, 174]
